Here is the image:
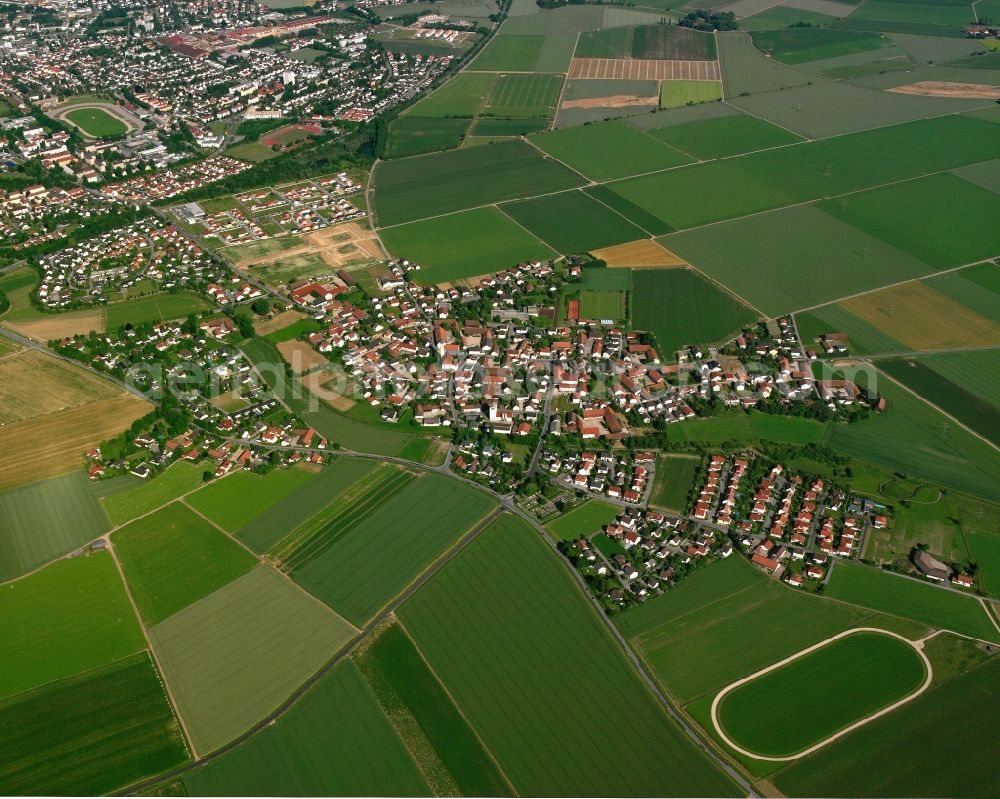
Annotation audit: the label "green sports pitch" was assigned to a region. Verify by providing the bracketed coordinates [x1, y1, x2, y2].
[63, 107, 128, 137]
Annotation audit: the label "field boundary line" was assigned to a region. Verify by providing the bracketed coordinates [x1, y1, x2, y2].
[394, 618, 521, 797]
[550, 34, 580, 130]
[105, 538, 199, 760]
[871, 365, 1000, 454]
[520, 133, 595, 185]
[980, 597, 1000, 636]
[584, 187, 658, 239]
[709, 627, 932, 761]
[492, 202, 569, 255]
[0, 648, 148, 707]
[629, 580, 762, 639]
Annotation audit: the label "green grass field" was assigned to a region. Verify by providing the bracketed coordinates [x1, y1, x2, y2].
[182, 660, 430, 796]
[660, 80, 723, 109]
[819, 173, 1000, 269]
[879, 355, 1000, 446]
[925, 262, 1000, 323]
[105, 292, 209, 331]
[185, 466, 315, 532]
[717, 631, 926, 757]
[149, 565, 355, 754]
[0, 471, 110, 582]
[532, 120, 692, 182]
[774, 657, 1000, 797]
[472, 116, 551, 136]
[102, 461, 207, 527]
[0, 652, 189, 795]
[500, 190, 649, 253]
[664, 412, 828, 447]
[355, 624, 513, 796]
[372, 139, 586, 226]
[644, 113, 804, 160]
[406, 72, 495, 117]
[0, 551, 145, 701]
[399, 514, 740, 797]
[824, 379, 1000, 504]
[750, 28, 888, 64]
[379, 206, 557, 284]
[545, 499, 621, 540]
[578, 289, 626, 320]
[483, 73, 562, 118]
[64, 107, 128, 137]
[631, 268, 757, 355]
[650, 454, 699, 511]
[826, 562, 999, 642]
[386, 117, 470, 157]
[469, 34, 545, 70]
[664, 204, 934, 316]
[630, 557, 870, 702]
[287, 470, 497, 626]
[113, 503, 257, 625]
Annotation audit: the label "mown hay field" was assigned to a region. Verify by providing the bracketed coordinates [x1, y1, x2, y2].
[0, 652, 189, 796]
[0, 551, 145, 701]
[113, 502, 257, 625]
[398, 514, 741, 797]
[0, 350, 121, 425]
[182, 660, 430, 796]
[149, 564, 356, 754]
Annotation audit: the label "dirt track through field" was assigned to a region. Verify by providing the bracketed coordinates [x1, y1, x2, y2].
[568, 58, 721, 81]
[888, 81, 1000, 100]
[561, 93, 659, 109]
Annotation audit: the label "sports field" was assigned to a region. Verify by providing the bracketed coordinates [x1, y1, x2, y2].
[532, 119, 692, 181]
[379, 207, 557, 284]
[104, 292, 209, 330]
[355, 624, 513, 796]
[399, 514, 740, 797]
[483, 73, 563, 117]
[64, 107, 127, 137]
[644, 113, 804, 159]
[717, 631, 926, 757]
[285, 469, 497, 625]
[113, 502, 257, 625]
[774, 657, 1000, 797]
[630, 557, 870, 702]
[545, 499, 620, 540]
[664, 205, 934, 316]
[185, 466, 315, 532]
[500, 190, 649, 253]
[631, 268, 757, 355]
[825, 378, 1000, 503]
[659, 80, 723, 108]
[102, 460, 207, 527]
[149, 565, 355, 754]
[578, 289, 626, 320]
[182, 660, 430, 796]
[825, 562, 999, 642]
[0, 652, 189, 795]
[0, 471, 110, 582]
[372, 139, 586, 226]
[0, 551, 144, 701]
[650, 454, 698, 511]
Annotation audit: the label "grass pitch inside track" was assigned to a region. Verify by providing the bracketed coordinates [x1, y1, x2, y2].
[379, 206, 558, 284]
[112, 502, 257, 626]
[0, 470, 110, 582]
[186, 465, 316, 533]
[631, 268, 757, 356]
[774, 655, 1000, 797]
[0, 551, 145, 701]
[500, 190, 650, 253]
[182, 660, 431, 796]
[826, 561, 1000, 642]
[101, 460, 207, 528]
[717, 631, 926, 757]
[531, 119, 693, 182]
[355, 623, 513, 796]
[398, 514, 741, 797]
[288, 470, 498, 626]
[372, 139, 586, 227]
[0, 651, 189, 795]
[149, 565, 355, 754]
[63, 106, 128, 137]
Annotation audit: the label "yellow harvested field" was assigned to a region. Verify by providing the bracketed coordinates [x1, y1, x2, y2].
[0, 350, 123, 425]
[592, 239, 688, 267]
[278, 339, 329, 374]
[0, 394, 151, 490]
[254, 309, 307, 336]
[4, 308, 106, 341]
[841, 282, 1000, 349]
